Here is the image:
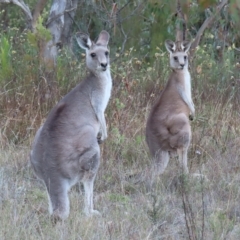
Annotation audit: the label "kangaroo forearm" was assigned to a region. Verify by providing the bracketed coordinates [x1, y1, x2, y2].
[97, 113, 107, 138]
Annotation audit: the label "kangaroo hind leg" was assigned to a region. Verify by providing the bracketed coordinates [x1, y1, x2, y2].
[46, 178, 71, 220]
[153, 149, 170, 175]
[80, 143, 101, 216]
[177, 148, 189, 174]
[83, 176, 100, 216]
[170, 114, 191, 174]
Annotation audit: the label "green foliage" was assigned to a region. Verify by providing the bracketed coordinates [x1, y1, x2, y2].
[0, 19, 81, 143]
[111, 127, 125, 145]
[0, 36, 13, 82]
[147, 194, 163, 225]
[27, 16, 51, 48]
[115, 98, 125, 110]
[209, 210, 235, 239]
[229, 0, 240, 22]
[198, 0, 218, 9]
[135, 135, 143, 145]
[193, 42, 237, 92]
[108, 193, 130, 204]
[146, 1, 173, 56]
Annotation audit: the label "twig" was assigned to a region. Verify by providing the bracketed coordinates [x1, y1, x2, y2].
[146, 221, 167, 240]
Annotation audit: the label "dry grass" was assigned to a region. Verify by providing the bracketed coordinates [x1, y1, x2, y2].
[1, 47, 240, 239]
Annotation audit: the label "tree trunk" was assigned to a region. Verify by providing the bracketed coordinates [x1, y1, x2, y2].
[40, 0, 79, 68]
[41, 0, 67, 68]
[0, 0, 78, 68]
[61, 0, 78, 47]
[175, 0, 187, 42]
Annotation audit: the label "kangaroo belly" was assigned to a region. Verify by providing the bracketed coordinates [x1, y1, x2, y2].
[147, 113, 190, 152]
[165, 113, 191, 150]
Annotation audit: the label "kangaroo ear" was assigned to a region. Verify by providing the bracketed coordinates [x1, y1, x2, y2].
[165, 40, 176, 53]
[75, 32, 92, 50]
[182, 40, 191, 53]
[96, 30, 110, 46]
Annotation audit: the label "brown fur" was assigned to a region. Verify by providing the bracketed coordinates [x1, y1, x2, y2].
[146, 39, 194, 175]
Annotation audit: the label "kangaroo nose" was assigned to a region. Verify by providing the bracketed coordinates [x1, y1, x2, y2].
[101, 63, 107, 68]
[180, 64, 184, 68]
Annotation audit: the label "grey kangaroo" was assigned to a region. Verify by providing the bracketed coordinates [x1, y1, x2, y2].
[146, 39, 194, 176]
[30, 30, 112, 220]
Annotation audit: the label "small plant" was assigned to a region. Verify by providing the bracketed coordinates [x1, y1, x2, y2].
[0, 36, 13, 82]
[209, 209, 235, 239]
[147, 194, 162, 225]
[27, 16, 52, 49]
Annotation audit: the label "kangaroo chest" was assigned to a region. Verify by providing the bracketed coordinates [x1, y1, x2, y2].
[92, 71, 112, 113]
[183, 71, 192, 100]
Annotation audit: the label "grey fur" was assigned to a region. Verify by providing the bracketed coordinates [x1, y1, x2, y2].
[30, 30, 112, 220]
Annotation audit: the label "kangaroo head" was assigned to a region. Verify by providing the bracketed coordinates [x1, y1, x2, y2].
[165, 40, 191, 70]
[76, 30, 110, 73]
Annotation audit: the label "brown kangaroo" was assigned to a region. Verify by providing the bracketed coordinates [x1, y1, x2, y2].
[146, 39, 194, 176]
[30, 30, 112, 220]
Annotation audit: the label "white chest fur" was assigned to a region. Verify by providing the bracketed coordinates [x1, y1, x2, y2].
[183, 70, 192, 101]
[96, 69, 112, 113]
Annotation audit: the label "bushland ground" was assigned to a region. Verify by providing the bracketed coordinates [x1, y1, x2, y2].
[1, 38, 240, 239]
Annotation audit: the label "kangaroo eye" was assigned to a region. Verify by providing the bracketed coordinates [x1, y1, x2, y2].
[91, 53, 96, 58]
[174, 56, 178, 61]
[184, 56, 187, 60]
[105, 51, 109, 56]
